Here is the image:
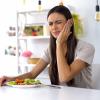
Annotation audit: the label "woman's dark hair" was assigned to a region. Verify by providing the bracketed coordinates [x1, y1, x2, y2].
[47, 5, 78, 86]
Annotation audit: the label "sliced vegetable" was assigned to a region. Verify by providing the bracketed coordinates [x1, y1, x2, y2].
[7, 78, 41, 85]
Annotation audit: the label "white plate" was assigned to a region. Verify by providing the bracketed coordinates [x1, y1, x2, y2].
[6, 82, 41, 88]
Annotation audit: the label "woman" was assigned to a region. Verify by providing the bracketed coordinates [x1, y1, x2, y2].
[0, 5, 95, 88]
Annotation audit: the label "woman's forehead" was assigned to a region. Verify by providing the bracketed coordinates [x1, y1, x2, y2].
[48, 12, 66, 22]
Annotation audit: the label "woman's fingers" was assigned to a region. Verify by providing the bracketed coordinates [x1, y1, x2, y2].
[64, 19, 73, 38]
[57, 18, 73, 43]
[0, 76, 7, 86]
[68, 18, 73, 27]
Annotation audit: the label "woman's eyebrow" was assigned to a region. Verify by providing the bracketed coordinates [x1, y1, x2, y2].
[48, 19, 65, 23]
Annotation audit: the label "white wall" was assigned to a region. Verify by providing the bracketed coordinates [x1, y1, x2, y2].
[0, 0, 100, 64]
[68, 0, 100, 64]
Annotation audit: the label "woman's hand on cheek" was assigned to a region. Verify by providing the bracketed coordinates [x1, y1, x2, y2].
[56, 18, 73, 45]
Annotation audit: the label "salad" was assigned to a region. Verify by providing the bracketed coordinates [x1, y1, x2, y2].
[7, 78, 41, 85]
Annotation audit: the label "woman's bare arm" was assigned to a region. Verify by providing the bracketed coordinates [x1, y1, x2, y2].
[0, 59, 48, 86]
[56, 43, 88, 83]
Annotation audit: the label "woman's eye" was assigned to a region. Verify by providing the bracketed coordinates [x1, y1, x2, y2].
[56, 21, 62, 24]
[49, 23, 53, 26]
[48, 21, 63, 26]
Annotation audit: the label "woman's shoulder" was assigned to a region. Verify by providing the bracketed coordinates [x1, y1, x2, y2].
[75, 39, 95, 64]
[41, 46, 50, 63]
[77, 39, 95, 52]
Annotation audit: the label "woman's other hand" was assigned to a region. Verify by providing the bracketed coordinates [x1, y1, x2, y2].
[0, 76, 13, 86]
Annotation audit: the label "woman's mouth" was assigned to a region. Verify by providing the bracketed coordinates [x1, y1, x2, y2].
[54, 32, 60, 36]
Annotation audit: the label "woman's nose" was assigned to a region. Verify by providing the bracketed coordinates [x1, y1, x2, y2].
[52, 23, 57, 29]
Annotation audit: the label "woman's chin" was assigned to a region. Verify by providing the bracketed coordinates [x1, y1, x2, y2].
[54, 36, 58, 39]
[54, 35, 59, 38]
[52, 33, 59, 39]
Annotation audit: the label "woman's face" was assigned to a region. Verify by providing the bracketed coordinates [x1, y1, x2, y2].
[48, 12, 67, 38]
